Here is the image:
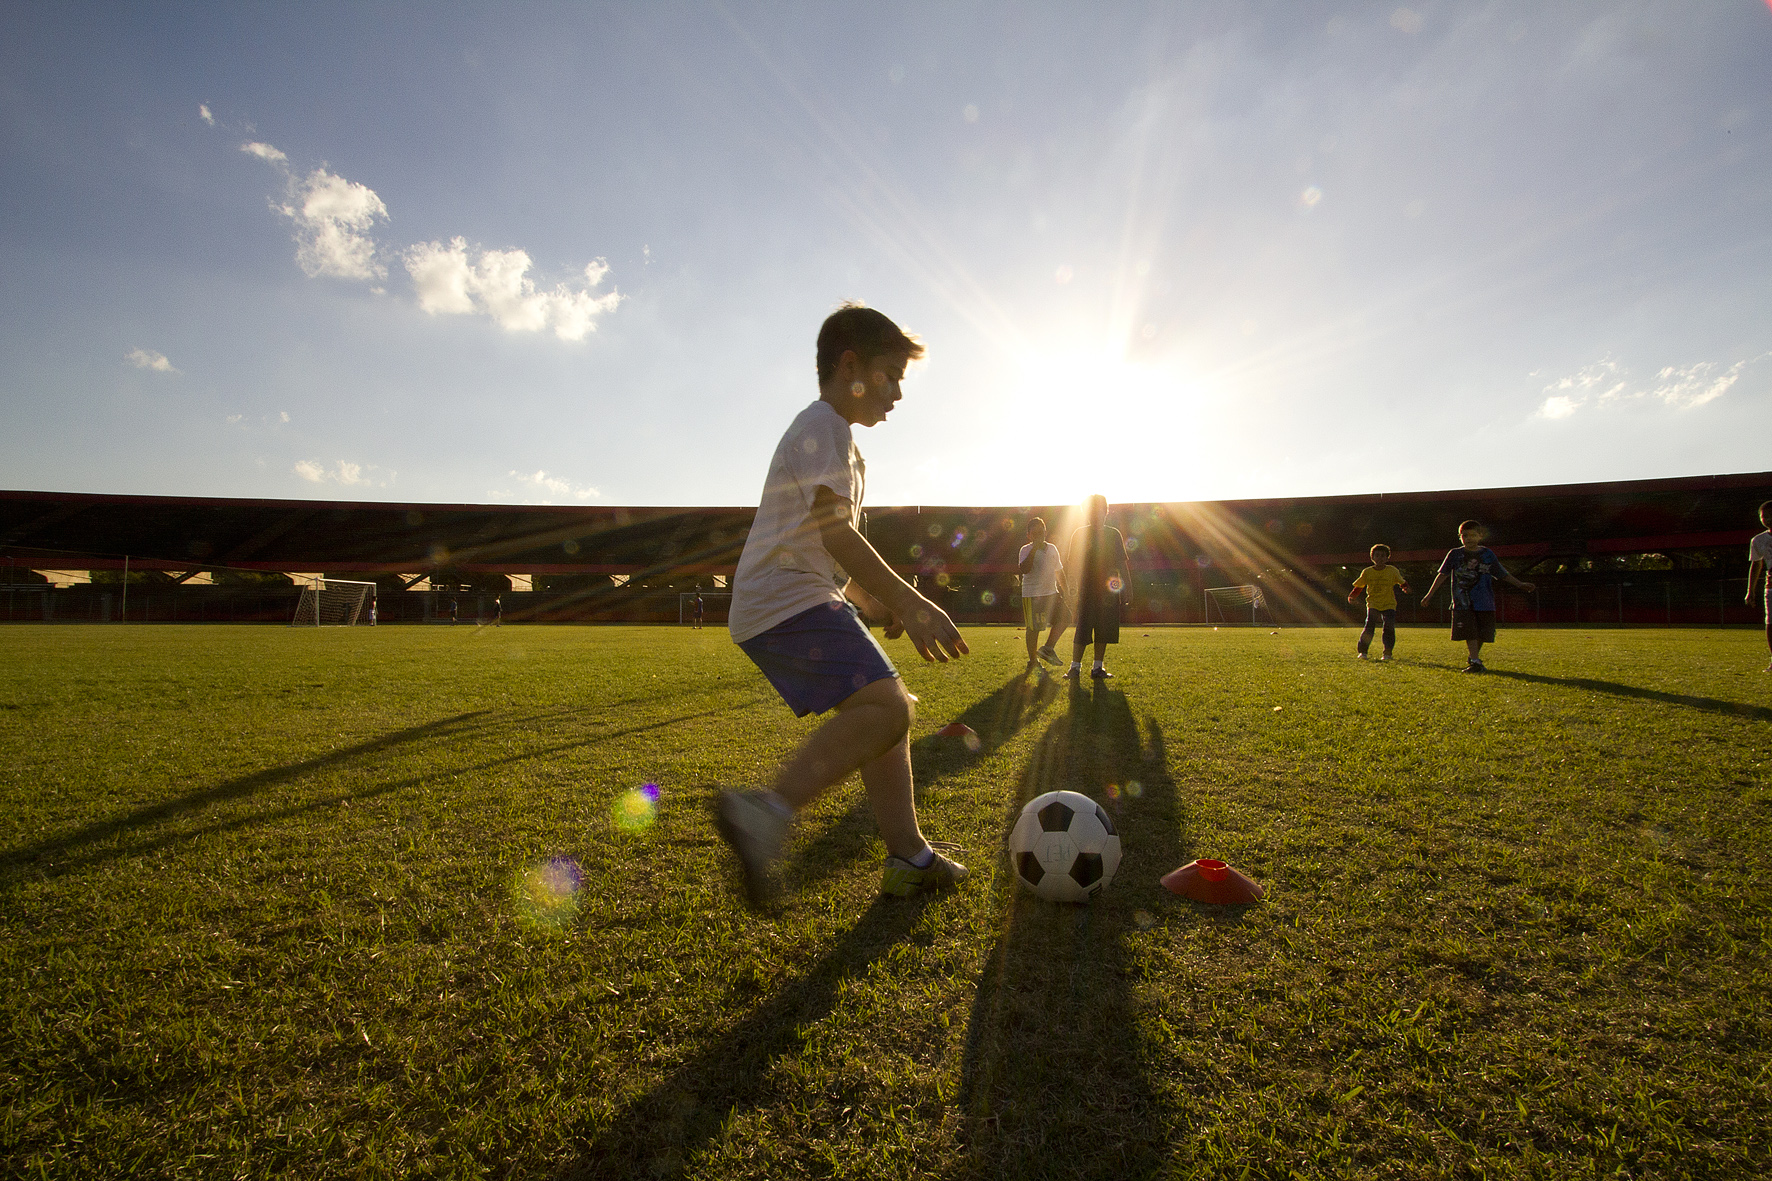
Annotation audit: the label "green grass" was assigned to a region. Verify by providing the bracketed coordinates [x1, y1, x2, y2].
[2, 623, 1769, 1179]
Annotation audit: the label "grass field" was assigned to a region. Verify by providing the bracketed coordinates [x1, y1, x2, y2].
[2, 623, 1769, 1179]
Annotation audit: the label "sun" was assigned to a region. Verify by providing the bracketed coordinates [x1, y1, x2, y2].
[948, 346, 1223, 506]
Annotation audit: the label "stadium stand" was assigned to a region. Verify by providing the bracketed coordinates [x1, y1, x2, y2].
[2, 471, 1766, 626]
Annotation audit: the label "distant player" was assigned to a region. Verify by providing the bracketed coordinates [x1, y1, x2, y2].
[493, 595, 502, 627]
[1349, 543, 1409, 661]
[1065, 495, 1131, 680]
[1416, 519, 1535, 673]
[1745, 500, 1772, 671]
[1017, 517, 1066, 677]
[717, 304, 969, 907]
[692, 592, 704, 630]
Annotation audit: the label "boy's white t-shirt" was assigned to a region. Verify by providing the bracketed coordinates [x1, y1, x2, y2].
[729, 400, 865, 643]
[1017, 541, 1063, 597]
[1752, 531, 1772, 588]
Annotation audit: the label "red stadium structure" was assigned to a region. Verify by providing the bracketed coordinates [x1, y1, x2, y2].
[1, 471, 1766, 627]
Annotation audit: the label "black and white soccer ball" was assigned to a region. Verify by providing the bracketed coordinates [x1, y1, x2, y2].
[1007, 790, 1122, 903]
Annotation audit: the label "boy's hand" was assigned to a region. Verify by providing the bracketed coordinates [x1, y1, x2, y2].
[895, 591, 967, 662]
[1518, 580, 1536, 594]
[1346, 590, 1359, 604]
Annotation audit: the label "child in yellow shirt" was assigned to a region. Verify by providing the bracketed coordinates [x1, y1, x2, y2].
[1349, 543, 1410, 661]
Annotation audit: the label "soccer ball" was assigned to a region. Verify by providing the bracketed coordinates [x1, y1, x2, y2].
[1007, 790, 1122, 902]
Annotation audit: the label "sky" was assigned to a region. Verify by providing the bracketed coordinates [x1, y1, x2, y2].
[2, 1, 1769, 510]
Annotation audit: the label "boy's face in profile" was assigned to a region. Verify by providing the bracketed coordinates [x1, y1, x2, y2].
[841, 350, 908, 427]
[1761, 506, 1770, 530]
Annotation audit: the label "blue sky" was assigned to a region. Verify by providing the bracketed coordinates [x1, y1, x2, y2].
[2, 1, 1768, 509]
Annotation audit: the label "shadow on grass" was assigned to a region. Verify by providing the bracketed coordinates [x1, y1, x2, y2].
[1468, 667, 1772, 722]
[556, 893, 933, 1180]
[789, 673, 1064, 892]
[1, 704, 749, 888]
[950, 686, 1199, 1180]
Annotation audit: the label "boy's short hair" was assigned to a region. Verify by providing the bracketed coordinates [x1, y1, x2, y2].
[1369, 543, 1391, 560]
[1760, 500, 1772, 517]
[816, 303, 925, 383]
[1458, 519, 1485, 536]
[1027, 516, 1046, 533]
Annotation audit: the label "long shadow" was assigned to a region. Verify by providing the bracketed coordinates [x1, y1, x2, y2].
[2, 704, 750, 888]
[950, 686, 1197, 1180]
[1474, 668, 1772, 722]
[788, 673, 1064, 892]
[555, 893, 933, 1180]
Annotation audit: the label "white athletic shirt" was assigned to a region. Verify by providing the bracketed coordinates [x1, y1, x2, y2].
[1017, 541, 1063, 597]
[728, 400, 864, 643]
[1752, 531, 1772, 588]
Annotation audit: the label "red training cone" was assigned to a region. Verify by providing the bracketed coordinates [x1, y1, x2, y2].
[937, 722, 976, 738]
[1161, 859, 1264, 904]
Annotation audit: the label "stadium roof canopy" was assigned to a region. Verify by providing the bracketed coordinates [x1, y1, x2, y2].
[2, 471, 1766, 582]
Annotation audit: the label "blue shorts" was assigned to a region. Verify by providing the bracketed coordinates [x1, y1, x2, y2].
[738, 601, 899, 717]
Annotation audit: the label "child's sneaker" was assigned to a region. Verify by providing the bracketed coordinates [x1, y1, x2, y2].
[1377, 652, 1391, 663]
[1090, 666, 1113, 679]
[880, 842, 969, 896]
[714, 789, 790, 907]
[1037, 646, 1064, 667]
[1355, 651, 1369, 660]
[1461, 660, 1486, 674]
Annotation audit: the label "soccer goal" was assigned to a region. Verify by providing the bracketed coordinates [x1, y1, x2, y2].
[291, 578, 376, 626]
[677, 591, 732, 624]
[1203, 584, 1266, 625]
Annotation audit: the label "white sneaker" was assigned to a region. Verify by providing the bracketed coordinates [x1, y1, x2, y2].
[1377, 653, 1391, 663]
[1037, 646, 1064, 667]
[1355, 652, 1369, 660]
[715, 790, 789, 907]
[880, 842, 969, 896]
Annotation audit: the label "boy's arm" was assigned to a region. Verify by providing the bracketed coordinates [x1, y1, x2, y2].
[1419, 571, 1447, 607]
[1348, 571, 1366, 604]
[1494, 558, 1535, 595]
[1018, 545, 1036, 575]
[1747, 558, 1765, 605]
[814, 487, 966, 662]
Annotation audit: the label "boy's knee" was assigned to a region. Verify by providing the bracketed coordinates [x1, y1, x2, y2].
[843, 676, 913, 737]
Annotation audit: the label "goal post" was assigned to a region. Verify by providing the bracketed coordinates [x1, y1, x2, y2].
[678, 591, 732, 624]
[1203, 584, 1266, 626]
[291, 578, 377, 626]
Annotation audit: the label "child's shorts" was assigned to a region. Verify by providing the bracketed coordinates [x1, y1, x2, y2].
[1073, 595, 1121, 646]
[738, 600, 898, 717]
[1022, 593, 1060, 631]
[1450, 608, 1496, 644]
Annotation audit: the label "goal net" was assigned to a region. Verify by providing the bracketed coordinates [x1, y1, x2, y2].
[1203, 584, 1266, 625]
[291, 578, 376, 626]
[678, 591, 732, 624]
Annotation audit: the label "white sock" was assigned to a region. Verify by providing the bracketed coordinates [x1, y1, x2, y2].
[1069, 661, 1082, 673]
[908, 845, 936, 868]
[1093, 660, 1104, 671]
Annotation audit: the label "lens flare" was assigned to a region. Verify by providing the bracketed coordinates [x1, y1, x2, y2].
[1125, 779, 1143, 798]
[926, 523, 942, 538]
[1107, 575, 1125, 594]
[1124, 536, 1140, 552]
[950, 529, 967, 548]
[511, 856, 582, 933]
[612, 783, 661, 833]
[909, 544, 923, 558]
[980, 590, 997, 606]
[963, 732, 982, 753]
[935, 572, 951, 587]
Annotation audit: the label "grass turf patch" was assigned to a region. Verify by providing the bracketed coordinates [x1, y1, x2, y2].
[1, 623, 1769, 1179]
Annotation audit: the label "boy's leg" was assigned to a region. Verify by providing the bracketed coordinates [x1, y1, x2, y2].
[857, 732, 926, 861]
[1357, 610, 1376, 655]
[1466, 638, 1483, 662]
[1381, 609, 1396, 656]
[768, 677, 912, 817]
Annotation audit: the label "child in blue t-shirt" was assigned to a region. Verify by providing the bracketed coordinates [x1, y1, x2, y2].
[1416, 519, 1535, 673]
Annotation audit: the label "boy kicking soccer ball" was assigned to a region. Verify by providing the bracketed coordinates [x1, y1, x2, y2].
[1349, 544, 1409, 661]
[718, 304, 970, 907]
[1416, 519, 1535, 673]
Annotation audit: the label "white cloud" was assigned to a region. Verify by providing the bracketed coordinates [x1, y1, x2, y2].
[1537, 353, 1764, 419]
[508, 469, 599, 501]
[241, 141, 287, 163]
[1647, 360, 1746, 409]
[225, 414, 243, 425]
[406, 238, 621, 340]
[278, 168, 388, 281]
[293, 459, 395, 487]
[199, 104, 215, 126]
[125, 348, 178, 373]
